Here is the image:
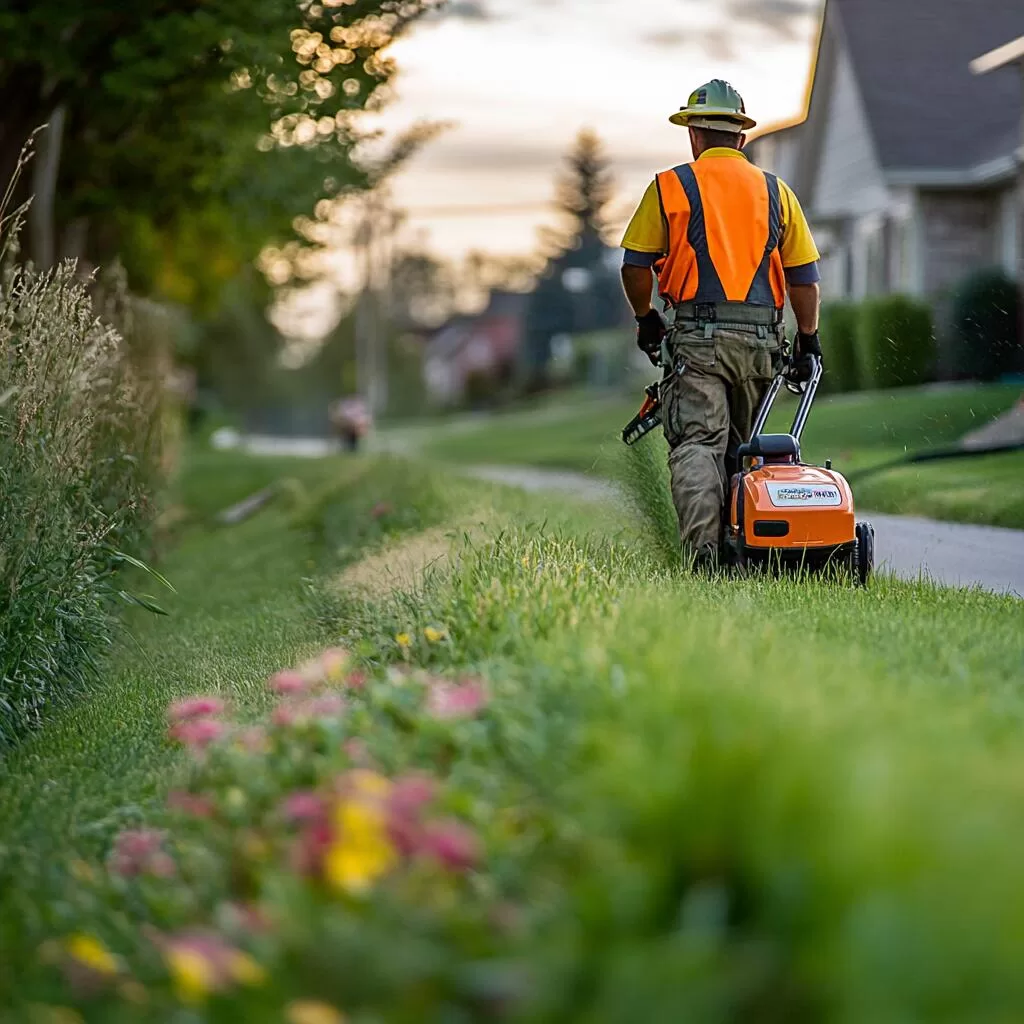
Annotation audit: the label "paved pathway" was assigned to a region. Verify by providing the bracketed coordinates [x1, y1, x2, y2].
[231, 435, 1024, 598]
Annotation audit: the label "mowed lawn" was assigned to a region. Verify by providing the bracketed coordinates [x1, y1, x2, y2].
[1, 449, 1022, 1020]
[419, 382, 1024, 528]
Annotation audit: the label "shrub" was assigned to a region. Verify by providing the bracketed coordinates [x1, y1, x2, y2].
[949, 268, 1022, 381]
[819, 301, 862, 393]
[0, 244, 161, 746]
[856, 294, 936, 388]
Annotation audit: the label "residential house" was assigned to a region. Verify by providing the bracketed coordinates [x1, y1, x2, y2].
[746, 0, 1023, 373]
[422, 290, 527, 407]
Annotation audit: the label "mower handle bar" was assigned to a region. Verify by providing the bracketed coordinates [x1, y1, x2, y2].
[748, 355, 822, 444]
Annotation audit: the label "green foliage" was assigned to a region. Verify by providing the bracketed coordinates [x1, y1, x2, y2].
[856, 294, 936, 388]
[0, 0, 439, 303]
[4, 456, 1024, 1018]
[819, 300, 862, 393]
[0, 254, 160, 747]
[949, 267, 1022, 381]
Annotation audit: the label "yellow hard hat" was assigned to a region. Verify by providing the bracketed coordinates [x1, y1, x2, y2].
[669, 79, 757, 132]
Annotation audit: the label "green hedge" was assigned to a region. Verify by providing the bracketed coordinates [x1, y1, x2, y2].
[856, 294, 936, 388]
[820, 301, 862, 393]
[950, 268, 1022, 381]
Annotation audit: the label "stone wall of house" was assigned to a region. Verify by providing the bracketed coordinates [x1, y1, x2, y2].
[918, 190, 1001, 298]
[918, 189, 1002, 377]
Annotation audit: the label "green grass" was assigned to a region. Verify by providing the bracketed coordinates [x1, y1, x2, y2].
[2, 450, 1023, 1020]
[419, 382, 1024, 528]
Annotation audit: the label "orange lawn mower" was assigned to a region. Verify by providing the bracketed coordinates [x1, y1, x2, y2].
[623, 354, 875, 584]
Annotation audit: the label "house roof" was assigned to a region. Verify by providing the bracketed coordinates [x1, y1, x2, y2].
[834, 0, 1023, 172]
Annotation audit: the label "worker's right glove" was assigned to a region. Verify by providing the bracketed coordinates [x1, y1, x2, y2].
[635, 309, 666, 366]
[790, 330, 823, 383]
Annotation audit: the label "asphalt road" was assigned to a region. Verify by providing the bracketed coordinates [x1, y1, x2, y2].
[232, 437, 1024, 598]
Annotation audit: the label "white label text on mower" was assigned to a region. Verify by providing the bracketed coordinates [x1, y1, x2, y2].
[765, 482, 843, 507]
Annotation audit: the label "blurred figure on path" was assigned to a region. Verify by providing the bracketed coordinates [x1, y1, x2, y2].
[329, 396, 372, 452]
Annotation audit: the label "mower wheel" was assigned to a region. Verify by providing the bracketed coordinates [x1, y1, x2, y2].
[855, 521, 874, 587]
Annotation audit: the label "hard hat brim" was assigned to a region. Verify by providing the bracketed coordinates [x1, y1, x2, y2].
[669, 107, 757, 131]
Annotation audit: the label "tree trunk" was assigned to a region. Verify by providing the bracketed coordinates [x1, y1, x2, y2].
[29, 106, 66, 270]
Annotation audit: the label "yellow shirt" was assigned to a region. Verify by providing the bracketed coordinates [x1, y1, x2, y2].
[621, 148, 820, 268]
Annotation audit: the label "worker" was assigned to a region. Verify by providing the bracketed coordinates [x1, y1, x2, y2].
[620, 79, 823, 573]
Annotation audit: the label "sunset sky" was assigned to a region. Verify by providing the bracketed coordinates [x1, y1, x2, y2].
[375, 0, 824, 258]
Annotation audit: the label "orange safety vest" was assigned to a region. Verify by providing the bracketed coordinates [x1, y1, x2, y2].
[654, 157, 786, 310]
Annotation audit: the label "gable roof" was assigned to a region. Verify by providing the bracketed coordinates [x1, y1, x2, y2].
[834, 0, 1023, 173]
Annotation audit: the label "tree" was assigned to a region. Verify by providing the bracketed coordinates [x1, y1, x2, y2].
[523, 128, 626, 375]
[0, 0, 442, 305]
[552, 128, 616, 251]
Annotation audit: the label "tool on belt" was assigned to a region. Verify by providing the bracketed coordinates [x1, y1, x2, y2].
[622, 363, 680, 446]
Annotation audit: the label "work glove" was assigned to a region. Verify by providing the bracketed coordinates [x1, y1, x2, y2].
[790, 330, 823, 383]
[635, 309, 666, 366]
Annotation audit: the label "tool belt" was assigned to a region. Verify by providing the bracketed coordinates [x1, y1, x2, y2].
[671, 301, 784, 337]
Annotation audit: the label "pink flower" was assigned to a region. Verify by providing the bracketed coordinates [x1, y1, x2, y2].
[387, 774, 437, 856]
[167, 791, 216, 818]
[269, 670, 309, 696]
[319, 647, 351, 680]
[345, 670, 368, 689]
[389, 774, 437, 817]
[236, 726, 268, 754]
[159, 930, 264, 996]
[220, 902, 272, 936]
[108, 829, 175, 878]
[342, 738, 371, 764]
[371, 502, 393, 520]
[308, 694, 345, 717]
[426, 679, 487, 720]
[272, 695, 345, 728]
[281, 791, 326, 823]
[169, 717, 225, 749]
[420, 819, 480, 871]
[291, 821, 334, 877]
[167, 696, 225, 723]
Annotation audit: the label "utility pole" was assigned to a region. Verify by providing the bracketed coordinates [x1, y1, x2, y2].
[971, 36, 1024, 369]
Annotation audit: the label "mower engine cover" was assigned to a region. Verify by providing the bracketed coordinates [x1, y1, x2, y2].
[729, 463, 856, 553]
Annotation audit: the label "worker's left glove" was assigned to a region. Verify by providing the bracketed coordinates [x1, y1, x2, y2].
[636, 309, 666, 366]
[790, 330, 823, 383]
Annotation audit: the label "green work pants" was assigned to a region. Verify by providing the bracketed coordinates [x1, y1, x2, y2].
[662, 327, 782, 567]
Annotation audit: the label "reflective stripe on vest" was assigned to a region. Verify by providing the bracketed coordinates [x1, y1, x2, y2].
[654, 159, 786, 309]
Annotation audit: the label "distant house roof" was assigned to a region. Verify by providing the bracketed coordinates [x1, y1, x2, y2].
[750, 0, 1023, 185]
[835, 0, 1023, 173]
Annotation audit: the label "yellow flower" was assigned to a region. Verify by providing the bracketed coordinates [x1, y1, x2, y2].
[118, 980, 149, 1005]
[347, 769, 392, 799]
[68, 859, 94, 884]
[65, 934, 118, 976]
[226, 787, 246, 810]
[287, 1000, 347, 1024]
[394, 632, 412, 649]
[228, 951, 265, 987]
[423, 626, 448, 644]
[324, 798, 397, 895]
[165, 947, 216, 1005]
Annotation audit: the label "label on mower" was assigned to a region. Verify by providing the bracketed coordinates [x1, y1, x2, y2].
[765, 482, 843, 507]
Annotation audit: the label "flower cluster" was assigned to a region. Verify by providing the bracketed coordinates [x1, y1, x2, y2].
[47, 636, 498, 1018]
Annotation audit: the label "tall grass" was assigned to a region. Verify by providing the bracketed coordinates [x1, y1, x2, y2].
[0, 207, 163, 746]
[604, 434, 680, 567]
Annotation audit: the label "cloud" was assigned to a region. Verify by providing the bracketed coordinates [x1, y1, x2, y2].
[725, 0, 820, 38]
[642, 25, 737, 61]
